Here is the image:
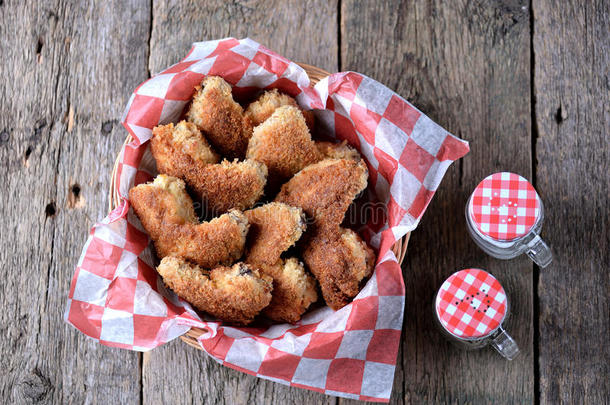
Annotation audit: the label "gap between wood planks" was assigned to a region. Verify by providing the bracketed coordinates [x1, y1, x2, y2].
[528, 2, 541, 404]
[140, 1, 154, 403]
[337, 0, 342, 72]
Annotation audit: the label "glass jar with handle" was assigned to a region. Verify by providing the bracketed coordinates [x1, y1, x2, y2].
[465, 172, 552, 267]
[434, 268, 519, 360]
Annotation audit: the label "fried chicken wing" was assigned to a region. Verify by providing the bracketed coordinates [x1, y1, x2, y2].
[246, 106, 322, 186]
[303, 228, 375, 310]
[257, 258, 318, 323]
[315, 140, 360, 161]
[244, 202, 306, 266]
[157, 256, 273, 325]
[243, 202, 317, 322]
[187, 76, 251, 159]
[245, 88, 314, 130]
[129, 175, 248, 268]
[275, 158, 369, 230]
[151, 121, 219, 174]
[151, 121, 267, 213]
[188, 159, 267, 214]
[275, 158, 373, 310]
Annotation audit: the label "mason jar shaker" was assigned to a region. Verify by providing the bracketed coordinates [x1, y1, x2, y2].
[434, 268, 519, 360]
[465, 172, 553, 267]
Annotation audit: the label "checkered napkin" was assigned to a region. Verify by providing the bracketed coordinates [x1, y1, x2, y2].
[65, 38, 469, 402]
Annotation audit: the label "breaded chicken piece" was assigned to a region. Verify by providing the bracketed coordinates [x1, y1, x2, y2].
[245, 88, 315, 130]
[246, 106, 322, 186]
[315, 140, 360, 161]
[187, 76, 251, 158]
[151, 121, 219, 175]
[151, 122, 267, 213]
[275, 158, 369, 230]
[244, 203, 316, 322]
[303, 228, 375, 310]
[188, 159, 267, 214]
[157, 256, 273, 325]
[257, 258, 318, 323]
[244, 202, 306, 266]
[275, 158, 372, 310]
[129, 175, 248, 268]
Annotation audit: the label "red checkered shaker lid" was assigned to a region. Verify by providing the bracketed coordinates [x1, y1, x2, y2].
[435, 269, 507, 339]
[469, 172, 540, 241]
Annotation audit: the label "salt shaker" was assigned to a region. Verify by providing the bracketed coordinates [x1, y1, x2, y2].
[465, 172, 552, 267]
[434, 268, 519, 360]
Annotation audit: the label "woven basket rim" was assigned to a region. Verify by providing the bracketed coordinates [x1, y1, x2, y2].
[108, 62, 410, 346]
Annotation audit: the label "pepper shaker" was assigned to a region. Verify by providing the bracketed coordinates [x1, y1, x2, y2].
[434, 268, 519, 360]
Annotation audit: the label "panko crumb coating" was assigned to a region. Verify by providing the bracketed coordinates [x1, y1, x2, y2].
[244, 202, 306, 266]
[303, 228, 375, 310]
[245, 88, 315, 130]
[151, 121, 267, 213]
[244, 202, 317, 322]
[151, 121, 219, 175]
[275, 158, 369, 231]
[129, 175, 248, 269]
[157, 256, 273, 325]
[187, 76, 252, 159]
[315, 140, 361, 161]
[258, 258, 318, 323]
[189, 159, 267, 214]
[246, 106, 321, 186]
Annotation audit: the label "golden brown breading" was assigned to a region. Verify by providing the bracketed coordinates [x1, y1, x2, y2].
[157, 256, 273, 325]
[188, 159, 267, 214]
[244, 202, 306, 266]
[256, 258, 318, 323]
[151, 121, 219, 175]
[275, 158, 369, 230]
[129, 175, 248, 268]
[246, 106, 322, 186]
[245, 88, 314, 130]
[302, 228, 375, 310]
[243, 203, 316, 322]
[187, 76, 251, 159]
[274, 157, 373, 310]
[151, 121, 267, 213]
[315, 140, 360, 161]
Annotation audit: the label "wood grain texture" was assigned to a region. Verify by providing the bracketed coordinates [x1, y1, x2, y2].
[341, 1, 534, 403]
[1, 0, 608, 403]
[143, 1, 338, 404]
[148, 0, 338, 75]
[0, 0, 150, 402]
[532, 0, 610, 403]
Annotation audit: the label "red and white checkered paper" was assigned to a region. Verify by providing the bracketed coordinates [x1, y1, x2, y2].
[65, 38, 469, 402]
[469, 172, 540, 241]
[435, 269, 507, 338]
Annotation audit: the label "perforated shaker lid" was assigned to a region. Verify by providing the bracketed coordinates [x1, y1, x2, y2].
[469, 172, 540, 241]
[435, 269, 507, 339]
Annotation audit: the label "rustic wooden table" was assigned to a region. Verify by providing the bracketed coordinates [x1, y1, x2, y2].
[0, 1, 607, 404]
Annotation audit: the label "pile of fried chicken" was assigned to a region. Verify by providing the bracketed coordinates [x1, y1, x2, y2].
[129, 76, 375, 325]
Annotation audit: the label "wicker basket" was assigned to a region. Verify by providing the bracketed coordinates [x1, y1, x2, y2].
[109, 63, 410, 350]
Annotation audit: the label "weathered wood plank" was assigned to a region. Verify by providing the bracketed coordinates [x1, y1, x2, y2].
[532, 0, 609, 403]
[341, 1, 534, 403]
[0, 0, 150, 402]
[148, 0, 338, 75]
[143, 1, 338, 403]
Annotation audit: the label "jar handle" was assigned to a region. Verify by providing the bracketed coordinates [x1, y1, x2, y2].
[490, 326, 520, 360]
[525, 235, 553, 268]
